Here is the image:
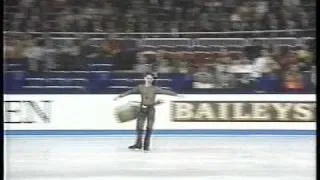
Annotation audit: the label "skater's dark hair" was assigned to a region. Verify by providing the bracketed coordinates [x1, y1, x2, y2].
[144, 72, 156, 78]
[144, 72, 157, 85]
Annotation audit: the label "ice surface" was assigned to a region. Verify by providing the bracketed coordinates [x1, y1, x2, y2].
[4, 135, 316, 180]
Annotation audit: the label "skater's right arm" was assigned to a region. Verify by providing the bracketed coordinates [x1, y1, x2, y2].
[114, 85, 140, 100]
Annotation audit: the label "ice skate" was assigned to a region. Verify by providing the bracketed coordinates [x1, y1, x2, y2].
[143, 145, 150, 152]
[128, 144, 142, 150]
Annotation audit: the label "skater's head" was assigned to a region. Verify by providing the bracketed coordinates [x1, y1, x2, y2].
[144, 72, 155, 86]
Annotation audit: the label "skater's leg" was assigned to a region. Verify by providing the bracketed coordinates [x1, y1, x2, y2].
[144, 107, 155, 151]
[129, 109, 146, 149]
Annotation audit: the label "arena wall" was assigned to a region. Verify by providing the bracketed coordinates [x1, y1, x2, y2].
[3, 94, 316, 135]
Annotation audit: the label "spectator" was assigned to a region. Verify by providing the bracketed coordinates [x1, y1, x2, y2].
[171, 52, 190, 74]
[265, 55, 281, 74]
[283, 64, 306, 93]
[257, 54, 281, 92]
[255, 1, 268, 17]
[285, 20, 298, 36]
[154, 50, 170, 73]
[86, 16, 95, 32]
[102, 2, 114, 16]
[169, 21, 180, 37]
[69, 39, 81, 69]
[44, 38, 58, 71]
[24, 38, 45, 72]
[156, 58, 174, 73]
[228, 53, 253, 88]
[134, 52, 153, 73]
[230, 10, 242, 31]
[174, 60, 189, 74]
[193, 66, 215, 89]
[296, 44, 313, 71]
[256, 65, 282, 93]
[102, 39, 121, 62]
[268, 14, 280, 31]
[251, 49, 273, 79]
[57, 39, 81, 70]
[14, 38, 27, 66]
[279, 50, 298, 70]
[4, 40, 15, 64]
[26, 16, 41, 32]
[10, 15, 25, 32]
[93, 20, 103, 32]
[298, 10, 311, 29]
[271, 45, 283, 64]
[214, 48, 234, 88]
[57, 39, 71, 70]
[80, 38, 98, 69]
[251, 49, 281, 90]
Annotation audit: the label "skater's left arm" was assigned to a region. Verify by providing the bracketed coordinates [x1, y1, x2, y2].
[155, 86, 178, 96]
[114, 86, 140, 100]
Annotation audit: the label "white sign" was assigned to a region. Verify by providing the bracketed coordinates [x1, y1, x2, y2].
[3, 94, 316, 130]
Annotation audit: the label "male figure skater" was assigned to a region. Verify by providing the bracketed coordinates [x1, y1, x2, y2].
[114, 73, 179, 151]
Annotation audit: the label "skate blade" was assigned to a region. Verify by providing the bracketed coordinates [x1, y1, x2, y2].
[129, 148, 142, 151]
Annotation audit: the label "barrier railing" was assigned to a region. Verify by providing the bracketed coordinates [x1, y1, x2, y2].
[140, 38, 193, 46]
[4, 31, 315, 47]
[3, 29, 315, 38]
[196, 38, 247, 46]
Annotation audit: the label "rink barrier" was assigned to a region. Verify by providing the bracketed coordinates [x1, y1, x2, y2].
[4, 129, 316, 136]
[4, 29, 315, 35]
[4, 94, 316, 132]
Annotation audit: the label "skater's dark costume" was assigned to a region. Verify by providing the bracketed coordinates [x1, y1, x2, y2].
[118, 84, 177, 151]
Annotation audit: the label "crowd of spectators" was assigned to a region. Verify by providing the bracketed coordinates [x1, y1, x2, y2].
[4, 34, 121, 71]
[133, 43, 315, 93]
[3, 0, 316, 93]
[4, 34, 315, 93]
[4, 0, 315, 33]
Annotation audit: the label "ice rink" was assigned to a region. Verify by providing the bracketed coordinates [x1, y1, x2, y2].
[4, 134, 316, 180]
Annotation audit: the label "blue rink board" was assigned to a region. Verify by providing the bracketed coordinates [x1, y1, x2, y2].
[4, 130, 316, 136]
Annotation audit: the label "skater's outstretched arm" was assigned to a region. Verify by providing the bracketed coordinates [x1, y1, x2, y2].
[155, 86, 178, 96]
[114, 86, 140, 100]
